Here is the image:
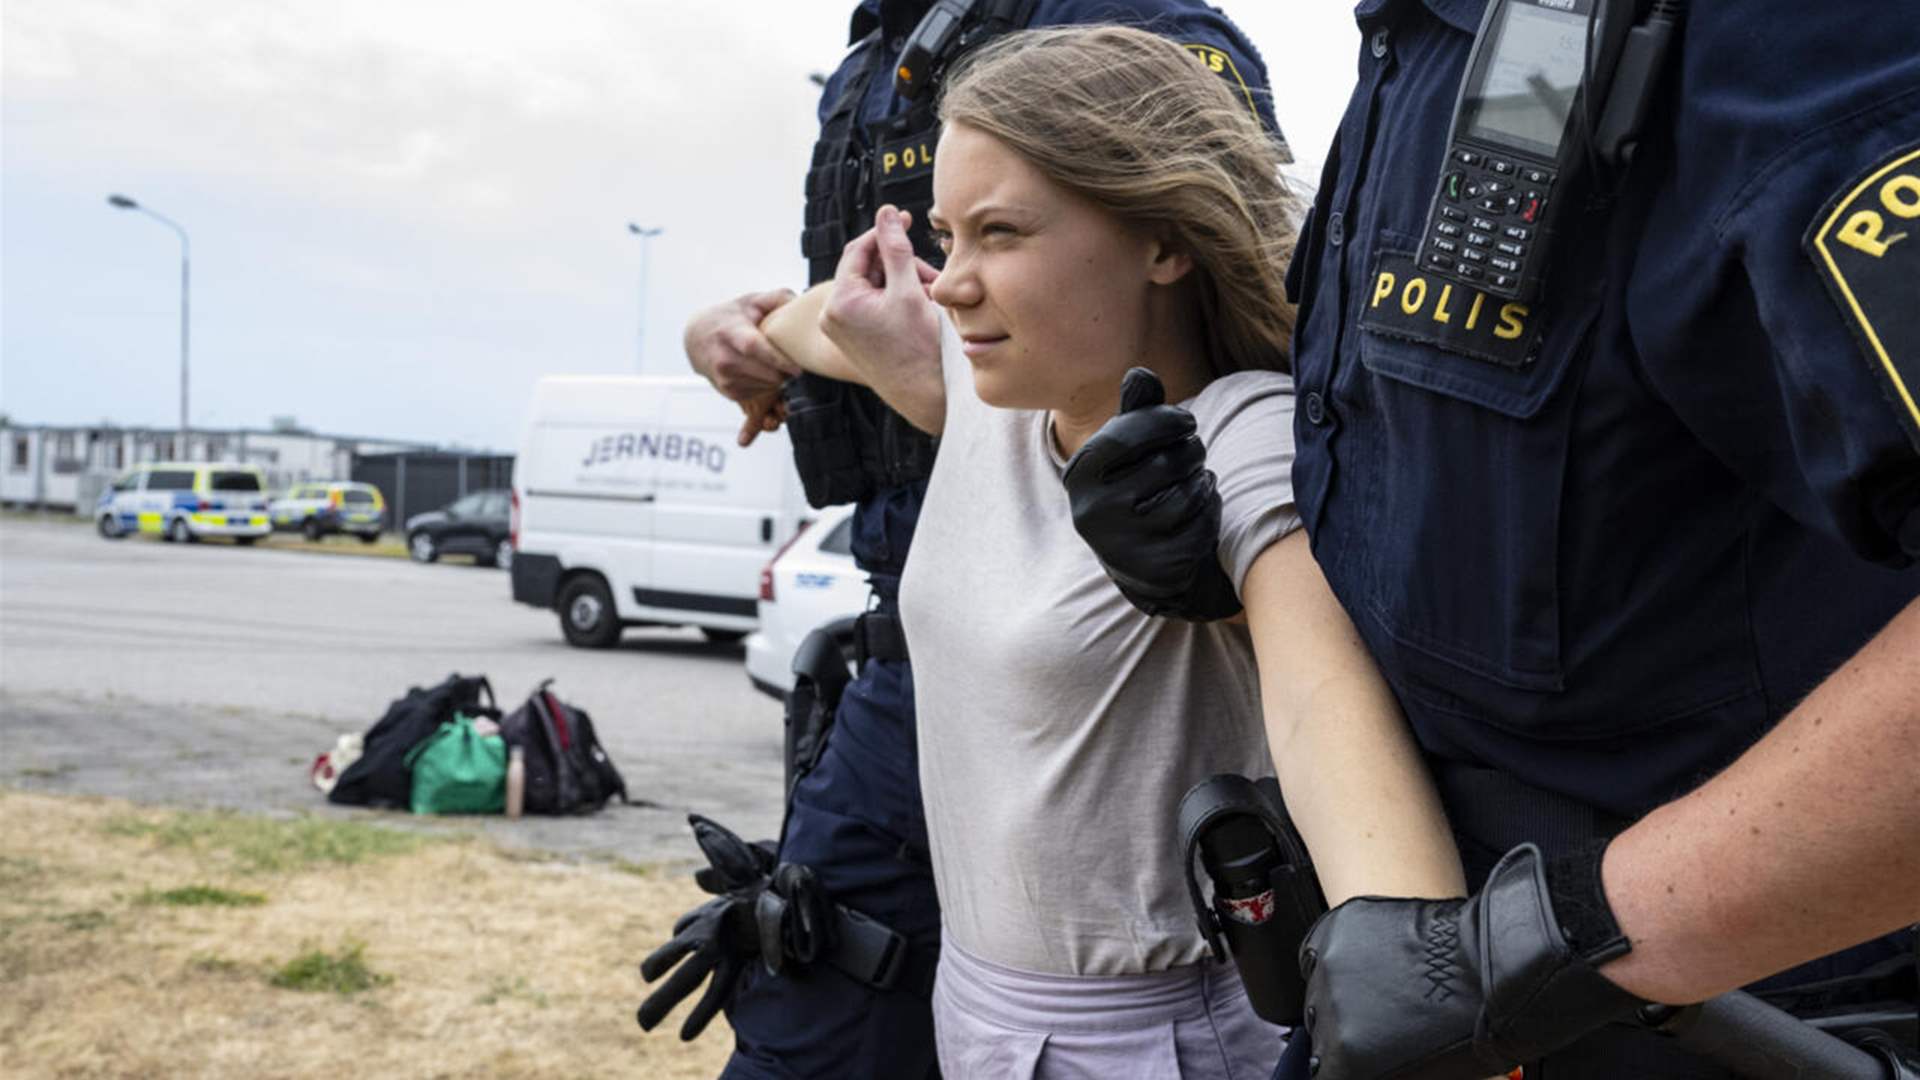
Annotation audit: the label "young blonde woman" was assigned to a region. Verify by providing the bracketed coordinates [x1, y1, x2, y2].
[754, 26, 1467, 1079]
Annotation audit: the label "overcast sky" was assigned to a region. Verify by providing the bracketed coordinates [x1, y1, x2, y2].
[1, 1, 1358, 451]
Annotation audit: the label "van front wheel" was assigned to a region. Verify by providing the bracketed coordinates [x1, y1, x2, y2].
[559, 576, 621, 649]
[167, 517, 195, 544]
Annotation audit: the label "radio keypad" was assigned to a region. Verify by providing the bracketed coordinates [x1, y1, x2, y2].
[1428, 152, 1555, 297]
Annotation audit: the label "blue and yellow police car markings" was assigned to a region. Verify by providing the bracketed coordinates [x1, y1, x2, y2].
[1805, 142, 1920, 451]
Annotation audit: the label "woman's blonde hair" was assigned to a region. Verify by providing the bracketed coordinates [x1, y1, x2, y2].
[939, 25, 1302, 374]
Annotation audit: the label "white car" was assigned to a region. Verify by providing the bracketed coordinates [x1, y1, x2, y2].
[744, 503, 868, 699]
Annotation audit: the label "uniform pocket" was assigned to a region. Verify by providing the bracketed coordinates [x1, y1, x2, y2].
[1351, 234, 1598, 693]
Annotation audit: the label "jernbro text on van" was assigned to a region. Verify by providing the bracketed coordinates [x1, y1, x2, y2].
[580, 431, 728, 474]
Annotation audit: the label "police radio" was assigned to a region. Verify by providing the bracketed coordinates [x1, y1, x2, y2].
[895, 0, 1036, 100]
[1418, 0, 1684, 302]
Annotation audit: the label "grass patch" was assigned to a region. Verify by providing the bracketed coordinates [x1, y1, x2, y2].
[0, 854, 43, 890]
[189, 952, 254, 977]
[53, 909, 110, 932]
[475, 975, 550, 1008]
[269, 941, 391, 995]
[103, 809, 433, 873]
[136, 884, 268, 908]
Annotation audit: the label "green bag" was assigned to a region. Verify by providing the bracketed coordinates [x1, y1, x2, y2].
[404, 714, 507, 814]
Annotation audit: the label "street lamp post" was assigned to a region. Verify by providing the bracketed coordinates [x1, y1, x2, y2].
[627, 223, 663, 372]
[108, 194, 191, 458]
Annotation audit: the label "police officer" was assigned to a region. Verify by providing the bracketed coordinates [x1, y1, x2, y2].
[646, 3, 1284, 1076]
[1064, 1, 1920, 1076]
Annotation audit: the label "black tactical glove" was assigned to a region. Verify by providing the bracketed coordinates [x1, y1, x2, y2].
[636, 815, 773, 1040]
[1299, 843, 1650, 1079]
[637, 893, 757, 1040]
[1062, 367, 1241, 622]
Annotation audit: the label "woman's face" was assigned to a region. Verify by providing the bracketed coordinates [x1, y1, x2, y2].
[927, 122, 1186, 414]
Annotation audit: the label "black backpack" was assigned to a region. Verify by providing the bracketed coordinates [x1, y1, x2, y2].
[329, 674, 495, 809]
[498, 679, 628, 814]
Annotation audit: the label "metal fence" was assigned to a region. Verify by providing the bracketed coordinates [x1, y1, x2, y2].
[351, 451, 514, 531]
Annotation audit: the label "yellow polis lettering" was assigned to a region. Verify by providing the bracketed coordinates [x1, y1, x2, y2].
[1882, 174, 1920, 216]
[882, 151, 899, 175]
[1372, 271, 1398, 308]
[1465, 292, 1486, 331]
[1433, 284, 1456, 325]
[1495, 302, 1530, 340]
[1835, 168, 1920, 258]
[1400, 277, 1429, 315]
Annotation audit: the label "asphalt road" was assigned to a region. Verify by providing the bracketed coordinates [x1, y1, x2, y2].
[0, 516, 785, 862]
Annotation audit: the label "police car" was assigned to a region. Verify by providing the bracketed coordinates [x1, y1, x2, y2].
[743, 503, 867, 698]
[96, 463, 273, 544]
[268, 481, 387, 542]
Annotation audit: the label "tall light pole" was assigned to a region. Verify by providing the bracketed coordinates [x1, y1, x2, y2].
[108, 194, 190, 458]
[627, 222, 663, 372]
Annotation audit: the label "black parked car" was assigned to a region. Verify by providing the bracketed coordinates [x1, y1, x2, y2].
[405, 489, 513, 568]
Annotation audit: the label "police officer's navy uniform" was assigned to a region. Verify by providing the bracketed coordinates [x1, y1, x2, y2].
[1287, 0, 1920, 1074]
[719, 3, 1280, 1076]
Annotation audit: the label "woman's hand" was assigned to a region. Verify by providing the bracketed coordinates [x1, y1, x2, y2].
[819, 206, 947, 435]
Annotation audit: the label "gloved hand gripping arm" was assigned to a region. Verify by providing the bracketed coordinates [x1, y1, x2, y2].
[1061, 367, 1243, 622]
[1299, 842, 1650, 1079]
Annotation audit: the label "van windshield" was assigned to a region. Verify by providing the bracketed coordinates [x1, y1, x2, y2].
[211, 471, 263, 492]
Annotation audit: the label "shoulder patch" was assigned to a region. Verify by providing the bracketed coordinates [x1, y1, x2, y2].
[1804, 143, 1920, 451]
[1182, 42, 1290, 163]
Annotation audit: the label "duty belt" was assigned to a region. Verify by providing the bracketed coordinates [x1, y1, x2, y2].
[854, 610, 909, 667]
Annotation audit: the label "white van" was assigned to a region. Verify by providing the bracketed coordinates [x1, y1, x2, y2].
[510, 375, 809, 648]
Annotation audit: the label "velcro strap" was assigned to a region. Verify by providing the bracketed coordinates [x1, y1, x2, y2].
[828, 903, 917, 992]
[854, 611, 910, 665]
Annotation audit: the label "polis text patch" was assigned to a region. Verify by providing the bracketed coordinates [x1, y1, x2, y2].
[1358, 250, 1540, 368]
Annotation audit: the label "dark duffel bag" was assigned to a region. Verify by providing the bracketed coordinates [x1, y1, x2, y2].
[329, 674, 495, 809]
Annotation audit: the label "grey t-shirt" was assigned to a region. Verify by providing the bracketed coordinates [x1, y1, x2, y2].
[901, 321, 1302, 976]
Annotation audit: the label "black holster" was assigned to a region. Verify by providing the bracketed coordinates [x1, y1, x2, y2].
[783, 620, 855, 799]
[1178, 773, 1327, 1026]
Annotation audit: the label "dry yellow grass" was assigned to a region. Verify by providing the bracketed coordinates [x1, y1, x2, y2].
[0, 790, 735, 1079]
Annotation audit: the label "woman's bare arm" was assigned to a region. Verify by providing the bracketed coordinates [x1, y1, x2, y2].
[758, 275, 947, 438]
[759, 284, 863, 382]
[1243, 530, 1467, 904]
